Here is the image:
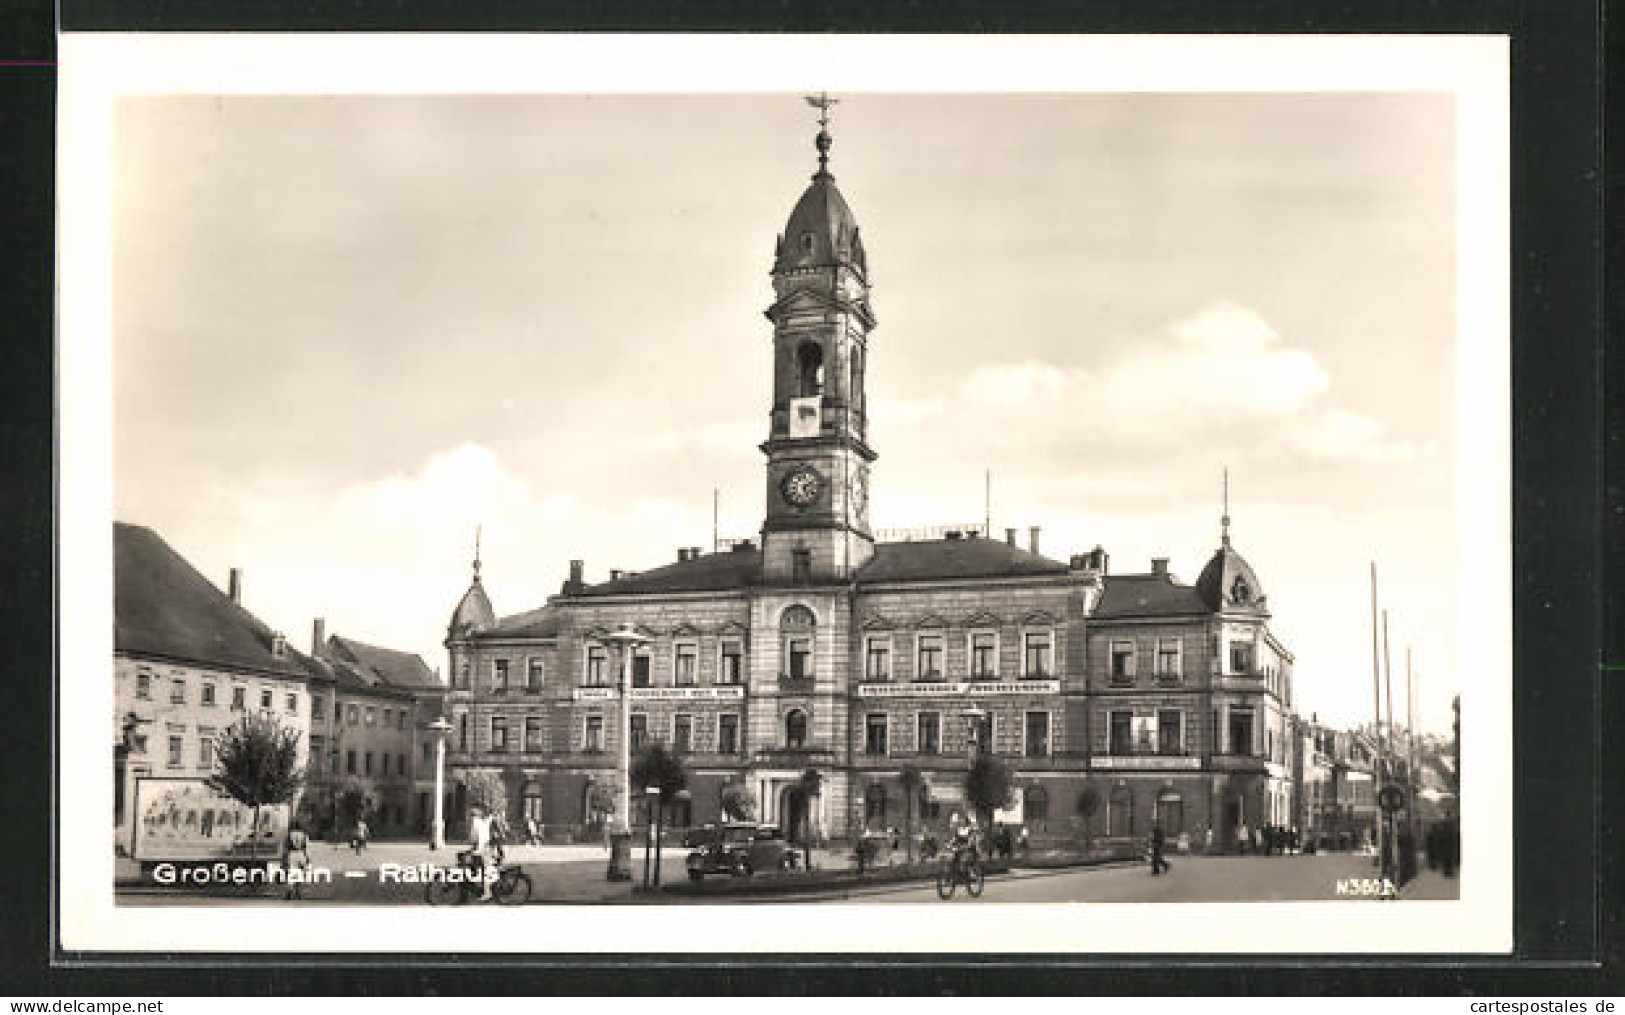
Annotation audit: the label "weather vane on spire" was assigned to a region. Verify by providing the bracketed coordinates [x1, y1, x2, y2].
[804, 92, 839, 176]
[1221, 467, 1232, 548]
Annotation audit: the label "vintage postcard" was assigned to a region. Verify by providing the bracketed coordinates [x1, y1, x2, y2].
[57, 33, 1510, 953]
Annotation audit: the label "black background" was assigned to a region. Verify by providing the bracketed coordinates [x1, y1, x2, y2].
[1, 0, 1615, 996]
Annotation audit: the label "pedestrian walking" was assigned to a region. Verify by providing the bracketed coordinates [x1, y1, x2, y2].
[524, 815, 540, 847]
[1149, 826, 1169, 876]
[1237, 821, 1250, 855]
[351, 817, 369, 854]
[1252, 825, 1264, 855]
[282, 820, 311, 900]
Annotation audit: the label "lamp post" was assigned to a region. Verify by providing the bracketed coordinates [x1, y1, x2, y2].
[427, 716, 453, 850]
[604, 623, 648, 835]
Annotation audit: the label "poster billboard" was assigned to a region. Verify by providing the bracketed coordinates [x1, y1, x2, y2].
[131, 776, 289, 861]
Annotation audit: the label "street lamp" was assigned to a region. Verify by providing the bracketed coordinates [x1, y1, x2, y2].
[604, 622, 648, 835]
[427, 716, 453, 850]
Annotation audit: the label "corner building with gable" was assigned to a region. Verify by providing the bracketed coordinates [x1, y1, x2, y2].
[440, 117, 1295, 850]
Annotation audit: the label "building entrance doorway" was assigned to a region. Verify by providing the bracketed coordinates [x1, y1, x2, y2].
[780, 786, 810, 844]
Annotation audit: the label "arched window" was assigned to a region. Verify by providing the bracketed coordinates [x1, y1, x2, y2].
[797, 342, 825, 398]
[785, 709, 809, 749]
[1023, 784, 1049, 822]
[1109, 785, 1134, 838]
[780, 605, 817, 680]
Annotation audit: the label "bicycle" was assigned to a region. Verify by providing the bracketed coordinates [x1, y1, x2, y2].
[935, 846, 985, 900]
[425, 849, 533, 906]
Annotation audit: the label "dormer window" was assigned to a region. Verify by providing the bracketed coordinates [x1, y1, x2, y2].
[799, 231, 815, 256]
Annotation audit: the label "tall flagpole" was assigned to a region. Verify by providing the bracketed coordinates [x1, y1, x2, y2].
[1369, 563, 1384, 861]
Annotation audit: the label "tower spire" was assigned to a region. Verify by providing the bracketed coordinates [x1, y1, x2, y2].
[472, 523, 483, 581]
[804, 92, 838, 178]
[1221, 467, 1231, 548]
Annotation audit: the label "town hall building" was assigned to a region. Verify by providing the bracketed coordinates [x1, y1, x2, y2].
[440, 107, 1296, 852]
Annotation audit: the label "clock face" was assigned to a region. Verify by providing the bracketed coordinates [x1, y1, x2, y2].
[781, 466, 823, 507]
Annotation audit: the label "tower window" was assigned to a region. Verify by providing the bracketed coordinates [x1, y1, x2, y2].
[799, 231, 815, 255]
[796, 342, 824, 398]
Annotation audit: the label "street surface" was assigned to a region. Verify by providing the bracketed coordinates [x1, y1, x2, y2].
[847, 853, 1459, 904]
[117, 841, 1458, 906]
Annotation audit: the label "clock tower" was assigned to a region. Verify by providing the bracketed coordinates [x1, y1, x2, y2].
[760, 98, 877, 584]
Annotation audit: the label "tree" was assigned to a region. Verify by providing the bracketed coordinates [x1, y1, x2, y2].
[795, 767, 823, 869]
[206, 711, 304, 860]
[898, 764, 924, 862]
[461, 770, 508, 827]
[1076, 787, 1102, 852]
[631, 744, 689, 886]
[963, 753, 1013, 836]
[720, 782, 755, 823]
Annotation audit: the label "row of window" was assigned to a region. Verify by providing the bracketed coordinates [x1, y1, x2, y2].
[310, 741, 412, 779]
[311, 695, 411, 731]
[455, 712, 746, 756]
[861, 710, 1053, 758]
[1102, 707, 1270, 757]
[152, 724, 220, 769]
[861, 631, 1052, 681]
[458, 630, 1059, 693]
[134, 672, 296, 713]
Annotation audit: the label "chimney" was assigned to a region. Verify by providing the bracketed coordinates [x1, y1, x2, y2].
[967, 529, 980, 539]
[570, 560, 584, 584]
[1028, 526, 1041, 555]
[1152, 557, 1170, 577]
[1090, 545, 1109, 574]
[312, 617, 326, 657]
[1069, 554, 1086, 569]
[691, 546, 702, 559]
[228, 568, 242, 604]
[945, 530, 962, 541]
[610, 569, 623, 581]
[677, 548, 690, 562]
[1005, 528, 1017, 547]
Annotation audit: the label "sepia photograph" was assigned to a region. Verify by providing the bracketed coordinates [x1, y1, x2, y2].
[57, 33, 1510, 954]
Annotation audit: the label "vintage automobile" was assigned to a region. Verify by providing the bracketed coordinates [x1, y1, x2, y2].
[684, 822, 799, 879]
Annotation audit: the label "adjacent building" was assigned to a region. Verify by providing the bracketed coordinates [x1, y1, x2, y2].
[113, 522, 314, 855]
[114, 522, 447, 852]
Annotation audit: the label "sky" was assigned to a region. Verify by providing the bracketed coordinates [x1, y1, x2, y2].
[113, 92, 1462, 734]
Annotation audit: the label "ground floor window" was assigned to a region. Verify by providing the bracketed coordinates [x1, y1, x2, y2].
[1109, 786, 1133, 838]
[1023, 784, 1049, 821]
[865, 784, 887, 823]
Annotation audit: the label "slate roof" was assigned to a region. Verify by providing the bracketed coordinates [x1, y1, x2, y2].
[854, 538, 1070, 584]
[1092, 573, 1213, 620]
[569, 536, 1070, 600]
[448, 577, 496, 636]
[574, 546, 765, 597]
[1195, 543, 1265, 611]
[324, 634, 442, 693]
[114, 521, 309, 678]
[490, 604, 568, 638]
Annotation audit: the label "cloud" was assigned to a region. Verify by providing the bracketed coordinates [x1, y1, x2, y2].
[1103, 301, 1331, 416]
[880, 301, 1415, 470]
[961, 360, 1075, 406]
